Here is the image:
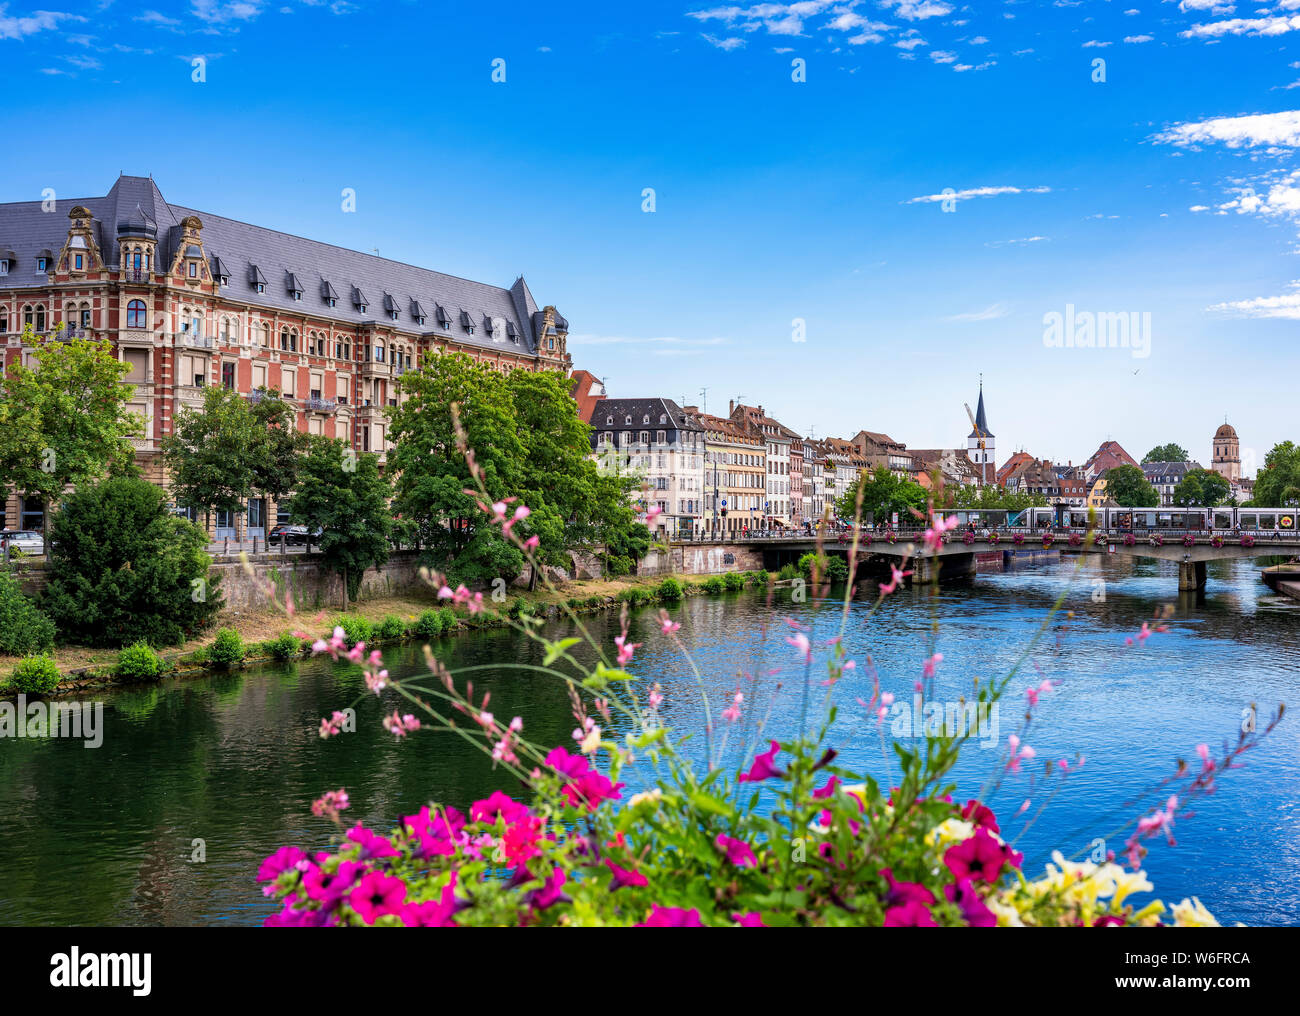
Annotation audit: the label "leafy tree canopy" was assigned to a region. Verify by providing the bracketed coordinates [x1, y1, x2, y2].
[836, 466, 928, 525]
[1252, 441, 1300, 507]
[1142, 443, 1189, 463]
[288, 438, 392, 607]
[1103, 465, 1160, 507]
[40, 475, 220, 647]
[1172, 468, 1230, 508]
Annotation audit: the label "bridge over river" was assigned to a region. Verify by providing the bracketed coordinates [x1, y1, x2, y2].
[669, 528, 1300, 592]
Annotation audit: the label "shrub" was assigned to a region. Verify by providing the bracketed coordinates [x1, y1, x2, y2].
[0, 573, 56, 657]
[9, 655, 60, 694]
[375, 615, 407, 640]
[777, 563, 800, 581]
[701, 575, 725, 594]
[723, 571, 745, 591]
[116, 641, 165, 681]
[605, 555, 632, 577]
[266, 632, 304, 661]
[438, 607, 457, 633]
[824, 555, 850, 583]
[414, 610, 445, 639]
[585, 596, 602, 608]
[207, 627, 245, 667]
[332, 614, 372, 647]
[657, 577, 684, 602]
[40, 475, 220, 648]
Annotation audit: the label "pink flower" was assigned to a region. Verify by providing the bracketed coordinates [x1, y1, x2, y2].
[524, 535, 540, 550]
[732, 911, 765, 927]
[470, 791, 531, 826]
[921, 653, 943, 680]
[561, 770, 625, 811]
[258, 845, 306, 884]
[738, 740, 784, 783]
[502, 504, 531, 537]
[785, 632, 812, 663]
[944, 879, 996, 927]
[614, 635, 642, 667]
[884, 900, 938, 927]
[528, 867, 568, 910]
[659, 611, 681, 635]
[879, 565, 912, 595]
[644, 505, 663, 524]
[715, 834, 757, 868]
[636, 905, 704, 927]
[722, 691, 743, 723]
[880, 867, 935, 909]
[346, 825, 400, 861]
[648, 683, 664, 711]
[605, 859, 649, 890]
[382, 710, 420, 737]
[311, 788, 350, 821]
[943, 828, 1021, 883]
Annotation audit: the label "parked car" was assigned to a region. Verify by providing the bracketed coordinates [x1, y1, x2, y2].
[268, 524, 322, 547]
[0, 530, 45, 556]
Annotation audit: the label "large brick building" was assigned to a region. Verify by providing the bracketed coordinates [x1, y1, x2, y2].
[0, 175, 571, 540]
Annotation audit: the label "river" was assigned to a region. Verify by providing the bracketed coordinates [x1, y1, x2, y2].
[1, 553, 1297, 927]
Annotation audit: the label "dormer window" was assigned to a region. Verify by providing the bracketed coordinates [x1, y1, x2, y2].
[459, 309, 474, 334]
[605, 416, 613, 425]
[0, 259, 8, 276]
[353, 287, 369, 314]
[36, 257, 48, 273]
[410, 299, 426, 326]
[506, 320, 518, 342]
[288, 273, 304, 301]
[74, 254, 84, 271]
[436, 305, 452, 330]
[250, 264, 267, 294]
[188, 261, 198, 278]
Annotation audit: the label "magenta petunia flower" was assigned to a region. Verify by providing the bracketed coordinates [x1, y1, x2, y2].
[529, 867, 569, 910]
[401, 873, 460, 928]
[346, 824, 400, 861]
[561, 770, 625, 811]
[715, 834, 758, 868]
[960, 799, 1000, 834]
[944, 879, 997, 928]
[470, 790, 531, 826]
[258, 845, 306, 883]
[545, 746, 592, 779]
[605, 859, 650, 890]
[636, 905, 705, 927]
[738, 740, 785, 783]
[884, 900, 938, 926]
[944, 828, 1014, 884]
[302, 859, 366, 907]
[732, 911, 765, 927]
[348, 870, 408, 925]
[879, 868, 935, 909]
[812, 776, 841, 800]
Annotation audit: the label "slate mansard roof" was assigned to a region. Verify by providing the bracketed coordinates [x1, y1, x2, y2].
[592, 398, 704, 434]
[0, 175, 558, 356]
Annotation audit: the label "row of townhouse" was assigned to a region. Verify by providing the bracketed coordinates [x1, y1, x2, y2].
[1, 175, 572, 541]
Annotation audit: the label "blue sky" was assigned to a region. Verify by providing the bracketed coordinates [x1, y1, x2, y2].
[2, 0, 1298, 473]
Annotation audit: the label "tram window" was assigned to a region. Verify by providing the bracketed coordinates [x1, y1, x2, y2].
[1241, 515, 1257, 530]
[1260, 514, 1276, 530]
[1214, 512, 1231, 529]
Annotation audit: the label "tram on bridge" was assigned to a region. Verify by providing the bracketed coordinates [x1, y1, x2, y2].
[939, 506, 1297, 533]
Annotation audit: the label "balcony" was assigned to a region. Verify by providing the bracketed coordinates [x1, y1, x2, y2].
[174, 332, 214, 350]
[247, 389, 279, 405]
[359, 357, 390, 378]
[120, 269, 152, 284]
[304, 396, 338, 414]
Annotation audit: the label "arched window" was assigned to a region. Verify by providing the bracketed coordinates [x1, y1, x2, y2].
[0, 308, 7, 333]
[35, 305, 46, 332]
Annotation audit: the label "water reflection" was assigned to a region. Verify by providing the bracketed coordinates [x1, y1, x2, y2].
[0, 555, 1295, 926]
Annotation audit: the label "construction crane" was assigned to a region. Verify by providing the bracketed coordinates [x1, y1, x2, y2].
[965, 402, 991, 487]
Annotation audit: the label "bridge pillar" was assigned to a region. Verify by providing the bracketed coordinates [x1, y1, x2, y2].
[1178, 560, 1207, 592]
[914, 553, 976, 583]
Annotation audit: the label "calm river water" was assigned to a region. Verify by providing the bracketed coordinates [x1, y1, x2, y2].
[1, 553, 1297, 927]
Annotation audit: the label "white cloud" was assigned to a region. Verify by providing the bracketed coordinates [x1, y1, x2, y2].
[701, 33, 746, 50]
[191, 0, 263, 23]
[946, 303, 1010, 321]
[907, 185, 1050, 204]
[1154, 110, 1300, 149]
[1189, 204, 1210, 211]
[1208, 285, 1300, 319]
[1082, 40, 1112, 48]
[986, 236, 1048, 247]
[880, 0, 953, 20]
[929, 49, 957, 63]
[1124, 34, 1154, 43]
[0, 5, 80, 39]
[1181, 15, 1300, 40]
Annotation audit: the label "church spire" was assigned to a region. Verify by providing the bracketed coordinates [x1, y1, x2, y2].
[969, 377, 993, 439]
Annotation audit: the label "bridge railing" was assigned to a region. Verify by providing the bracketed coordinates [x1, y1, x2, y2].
[666, 526, 1299, 545]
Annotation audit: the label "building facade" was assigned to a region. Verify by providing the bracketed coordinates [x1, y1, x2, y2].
[1143, 460, 1202, 506]
[690, 409, 766, 534]
[729, 402, 797, 529]
[0, 176, 572, 537]
[590, 398, 704, 538]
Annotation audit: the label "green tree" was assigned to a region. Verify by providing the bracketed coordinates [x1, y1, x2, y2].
[1142, 443, 1189, 463]
[248, 388, 306, 519]
[387, 353, 526, 584]
[1252, 442, 1300, 507]
[288, 438, 393, 609]
[162, 385, 257, 528]
[945, 483, 1047, 511]
[40, 475, 220, 647]
[0, 326, 141, 539]
[1172, 468, 1229, 508]
[836, 466, 928, 525]
[1103, 465, 1159, 507]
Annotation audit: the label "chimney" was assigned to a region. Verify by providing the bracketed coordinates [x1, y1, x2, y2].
[728, 399, 734, 415]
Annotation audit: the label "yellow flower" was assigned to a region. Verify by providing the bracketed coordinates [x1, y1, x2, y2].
[627, 788, 662, 809]
[1171, 897, 1220, 927]
[925, 818, 974, 850]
